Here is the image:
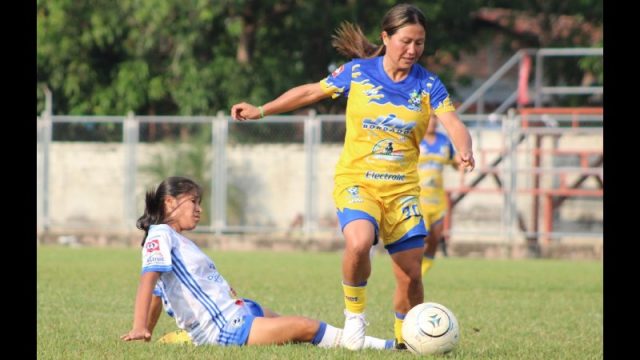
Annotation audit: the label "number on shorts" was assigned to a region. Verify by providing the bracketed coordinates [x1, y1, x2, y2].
[402, 203, 422, 219]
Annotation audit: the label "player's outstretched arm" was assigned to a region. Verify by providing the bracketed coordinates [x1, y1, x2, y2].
[231, 83, 329, 121]
[121, 271, 161, 342]
[438, 112, 475, 172]
[145, 295, 163, 336]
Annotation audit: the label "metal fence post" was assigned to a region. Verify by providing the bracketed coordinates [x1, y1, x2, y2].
[534, 50, 544, 108]
[503, 108, 519, 248]
[304, 110, 320, 238]
[39, 88, 53, 234]
[212, 111, 228, 235]
[123, 111, 139, 230]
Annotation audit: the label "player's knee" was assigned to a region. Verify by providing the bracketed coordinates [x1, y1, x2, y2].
[345, 238, 373, 257]
[297, 317, 320, 341]
[405, 267, 423, 285]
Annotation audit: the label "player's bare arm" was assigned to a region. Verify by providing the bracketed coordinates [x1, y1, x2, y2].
[437, 112, 475, 171]
[231, 83, 329, 121]
[121, 271, 160, 342]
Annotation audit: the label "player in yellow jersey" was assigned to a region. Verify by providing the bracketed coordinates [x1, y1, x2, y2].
[231, 4, 474, 350]
[418, 116, 460, 278]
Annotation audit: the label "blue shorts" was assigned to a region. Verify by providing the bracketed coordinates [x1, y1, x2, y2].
[220, 298, 265, 346]
[243, 298, 265, 317]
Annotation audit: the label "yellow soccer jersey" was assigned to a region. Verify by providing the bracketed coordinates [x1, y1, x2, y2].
[320, 57, 455, 197]
[418, 132, 455, 206]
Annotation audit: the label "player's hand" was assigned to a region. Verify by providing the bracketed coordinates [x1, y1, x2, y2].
[121, 328, 152, 342]
[230, 102, 260, 121]
[458, 151, 475, 172]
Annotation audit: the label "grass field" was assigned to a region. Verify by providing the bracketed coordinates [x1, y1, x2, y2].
[37, 245, 602, 359]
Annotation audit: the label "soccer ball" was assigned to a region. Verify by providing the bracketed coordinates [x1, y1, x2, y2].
[401, 302, 460, 355]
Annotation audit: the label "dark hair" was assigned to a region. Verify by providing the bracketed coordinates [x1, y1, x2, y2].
[136, 176, 203, 246]
[331, 4, 427, 59]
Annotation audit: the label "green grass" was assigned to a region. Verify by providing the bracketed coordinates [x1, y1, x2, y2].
[37, 246, 602, 359]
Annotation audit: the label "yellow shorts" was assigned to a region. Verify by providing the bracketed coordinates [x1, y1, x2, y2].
[420, 196, 447, 230]
[334, 185, 428, 254]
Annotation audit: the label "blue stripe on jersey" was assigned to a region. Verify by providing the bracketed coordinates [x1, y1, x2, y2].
[141, 265, 171, 274]
[171, 249, 227, 330]
[171, 260, 226, 331]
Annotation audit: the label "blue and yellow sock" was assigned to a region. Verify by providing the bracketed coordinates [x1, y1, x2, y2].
[394, 312, 406, 344]
[342, 281, 367, 314]
[421, 255, 435, 276]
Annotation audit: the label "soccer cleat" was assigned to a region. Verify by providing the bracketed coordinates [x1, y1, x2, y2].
[156, 329, 192, 345]
[394, 339, 408, 350]
[341, 310, 368, 350]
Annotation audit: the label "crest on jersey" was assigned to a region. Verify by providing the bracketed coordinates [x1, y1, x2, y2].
[231, 316, 245, 328]
[146, 239, 160, 253]
[347, 186, 363, 204]
[408, 89, 424, 111]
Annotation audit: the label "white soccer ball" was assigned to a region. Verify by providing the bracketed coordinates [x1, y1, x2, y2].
[401, 302, 460, 355]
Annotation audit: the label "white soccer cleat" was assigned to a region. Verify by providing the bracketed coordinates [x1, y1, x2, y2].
[341, 310, 368, 350]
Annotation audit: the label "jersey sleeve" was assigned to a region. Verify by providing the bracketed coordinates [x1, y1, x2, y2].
[319, 61, 353, 99]
[141, 229, 173, 274]
[427, 76, 456, 115]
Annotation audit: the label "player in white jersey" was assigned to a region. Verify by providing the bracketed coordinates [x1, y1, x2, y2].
[121, 176, 394, 349]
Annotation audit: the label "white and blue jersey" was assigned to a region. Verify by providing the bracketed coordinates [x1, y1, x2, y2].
[142, 224, 259, 346]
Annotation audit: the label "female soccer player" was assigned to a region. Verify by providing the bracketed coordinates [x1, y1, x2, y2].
[230, 4, 474, 349]
[121, 176, 393, 349]
[418, 116, 460, 277]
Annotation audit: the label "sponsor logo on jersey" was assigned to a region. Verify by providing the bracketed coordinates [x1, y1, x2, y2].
[372, 139, 404, 161]
[145, 253, 166, 266]
[347, 186, 363, 203]
[207, 272, 223, 283]
[331, 64, 345, 78]
[362, 114, 416, 135]
[145, 239, 160, 253]
[365, 171, 406, 181]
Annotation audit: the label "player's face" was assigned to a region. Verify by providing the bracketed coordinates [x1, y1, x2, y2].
[382, 24, 425, 71]
[166, 192, 202, 232]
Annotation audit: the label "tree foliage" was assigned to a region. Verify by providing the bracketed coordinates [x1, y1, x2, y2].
[37, 0, 603, 117]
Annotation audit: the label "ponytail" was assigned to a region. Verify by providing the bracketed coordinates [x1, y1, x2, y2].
[331, 22, 385, 59]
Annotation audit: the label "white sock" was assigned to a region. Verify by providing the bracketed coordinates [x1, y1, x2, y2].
[364, 335, 394, 350]
[315, 324, 342, 348]
[314, 323, 393, 350]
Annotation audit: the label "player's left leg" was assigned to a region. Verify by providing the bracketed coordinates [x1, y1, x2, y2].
[382, 192, 427, 348]
[334, 185, 383, 351]
[387, 244, 424, 348]
[247, 316, 394, 349]
[422, 217, 444, 276]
